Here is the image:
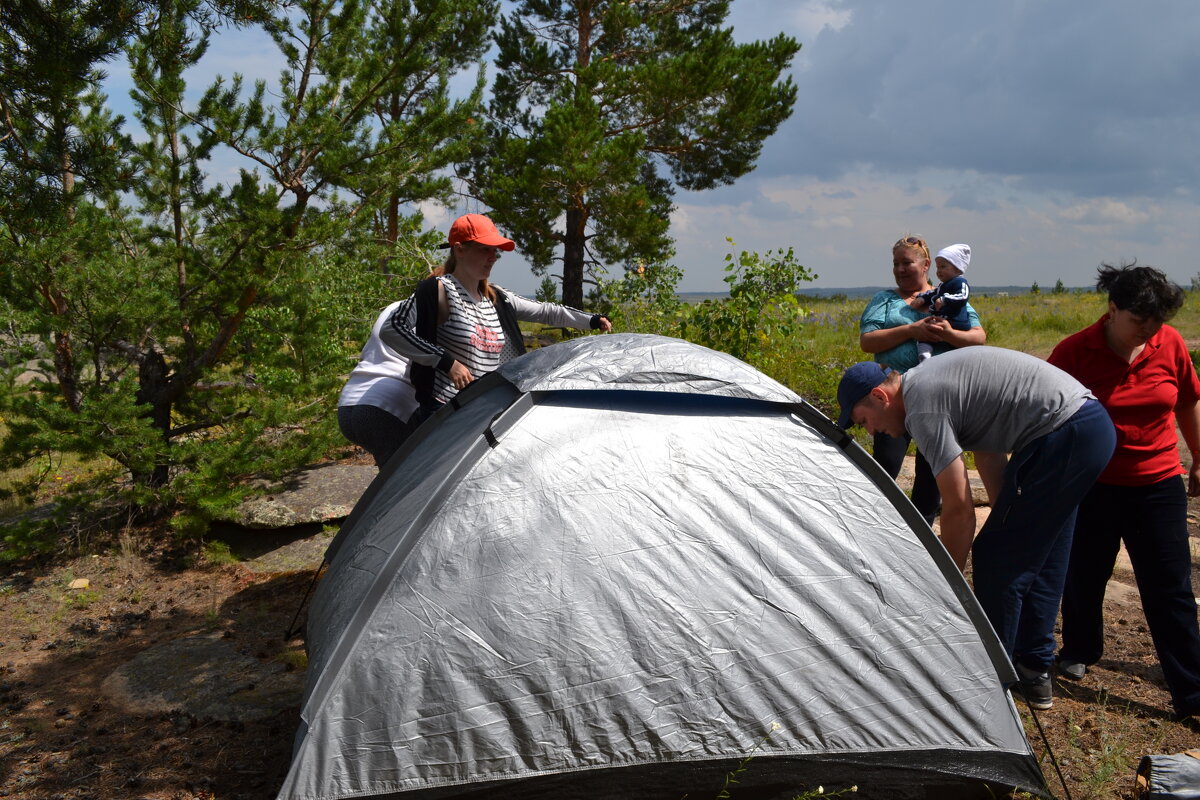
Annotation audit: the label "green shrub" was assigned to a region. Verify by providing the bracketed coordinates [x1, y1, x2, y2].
[593, 260, 685, 337]
[680, 240, 816, 372]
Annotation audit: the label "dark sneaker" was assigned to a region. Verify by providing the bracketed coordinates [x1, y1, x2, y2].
[1056, 658, 1087, 681]
[1012, 663, 1053, 710]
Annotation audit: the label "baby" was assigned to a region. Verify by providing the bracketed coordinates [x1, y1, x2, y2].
[915, 244, 971, 362]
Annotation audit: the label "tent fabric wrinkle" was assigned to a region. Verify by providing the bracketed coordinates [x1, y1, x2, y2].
[279, 334, 1048, 800]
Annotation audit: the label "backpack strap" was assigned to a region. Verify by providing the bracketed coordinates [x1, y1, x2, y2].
[493, 287, 526, 358]
[409, 276, 442, 405]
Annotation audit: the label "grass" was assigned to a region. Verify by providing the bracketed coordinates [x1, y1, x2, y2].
[276, 647, 309, 673]
[759, 289, 1200, 447]
[711, 722, 858, 800]
[63, 587, 101, 610]
[0, 419, 100, 516]
[202, 539, 240, 566]
[6, 289, 1199, 530]
[1061, 696, 1169, 800]
[791, 287, 1200, 363]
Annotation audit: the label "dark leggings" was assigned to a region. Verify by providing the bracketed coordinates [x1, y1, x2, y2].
[337, 405, 411, 468]
[872, 431, 940, 525]
[1060, 476, 1200, 716]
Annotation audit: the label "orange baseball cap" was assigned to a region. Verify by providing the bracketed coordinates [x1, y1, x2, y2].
[440, 213, 515, 251]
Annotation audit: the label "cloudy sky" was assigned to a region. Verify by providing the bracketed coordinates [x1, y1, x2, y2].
[104, 0, 1200, 293]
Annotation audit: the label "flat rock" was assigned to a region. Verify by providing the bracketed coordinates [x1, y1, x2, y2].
[223, 463, 376, 529]
[101, 634, 303, 722]
[233, 524, 338, 574]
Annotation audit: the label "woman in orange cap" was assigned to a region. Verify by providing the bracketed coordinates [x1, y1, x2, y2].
[338, 213, 611, 467]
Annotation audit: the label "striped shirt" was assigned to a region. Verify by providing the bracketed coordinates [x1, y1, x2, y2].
[380, 274, 596, 403]
[430, 276, 505, 403]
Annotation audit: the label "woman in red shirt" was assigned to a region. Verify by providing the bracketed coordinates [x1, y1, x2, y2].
[1047, 264, 1200, 721]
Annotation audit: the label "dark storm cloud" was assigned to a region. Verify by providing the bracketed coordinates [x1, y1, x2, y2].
[752, 0, 1200, 200]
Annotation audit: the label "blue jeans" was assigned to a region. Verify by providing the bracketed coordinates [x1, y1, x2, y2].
[1060, 476, 1200, 716]
[971, 399, 1116, 674]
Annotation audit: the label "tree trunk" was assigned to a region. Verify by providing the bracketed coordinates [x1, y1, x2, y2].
[52, 326, 81, 412]
[381, 191, 400, 275]
[53, 130, 81, 411]
[135, 347, 172, 488]
[562, 205, 586, 308]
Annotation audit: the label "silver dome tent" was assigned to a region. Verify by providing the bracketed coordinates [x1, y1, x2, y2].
[278, 333, 1046, 800]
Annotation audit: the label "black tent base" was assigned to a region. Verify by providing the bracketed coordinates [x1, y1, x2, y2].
[371, 750, 1049, 800]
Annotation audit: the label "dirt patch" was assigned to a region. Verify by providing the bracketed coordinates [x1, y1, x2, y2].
[0, 536, 313, 800]
[918, 487, 1200, 798]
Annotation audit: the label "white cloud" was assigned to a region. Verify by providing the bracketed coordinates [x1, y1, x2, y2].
[813, 215, 853, 231]
[788, 1, 853, 39]
[1057, 200, 1153, 228]
[729, 0, 851, 44]
[670, 165, 1200, 293]
[659, 0, 1200, 291]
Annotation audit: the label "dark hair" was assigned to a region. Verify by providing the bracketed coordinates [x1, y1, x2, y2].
[1096, 262, 1183, 323]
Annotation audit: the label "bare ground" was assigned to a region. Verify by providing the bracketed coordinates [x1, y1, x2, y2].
[1, 461, 1199, 800]
[949, 507, 1200, 799]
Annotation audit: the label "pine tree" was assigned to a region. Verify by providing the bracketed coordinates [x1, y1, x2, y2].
[0, 0, 500, 544]
[344, 0, 495, 267]
[474, 0, 800, 308]
[0, 0, 141, 412]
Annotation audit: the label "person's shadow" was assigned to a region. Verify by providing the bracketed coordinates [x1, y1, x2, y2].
[1053, 659, 1195, 728]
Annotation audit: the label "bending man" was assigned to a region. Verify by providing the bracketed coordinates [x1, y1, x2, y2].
[837, 347, 1115, 710]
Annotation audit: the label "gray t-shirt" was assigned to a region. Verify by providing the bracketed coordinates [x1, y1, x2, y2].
[902, 346, 1094, 476]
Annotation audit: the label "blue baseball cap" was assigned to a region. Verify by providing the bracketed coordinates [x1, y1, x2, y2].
[837, 362, 892, 429]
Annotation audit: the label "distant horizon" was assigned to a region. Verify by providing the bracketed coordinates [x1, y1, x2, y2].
[680, 283, 1101, 300]
[499, 281, 1105, 300]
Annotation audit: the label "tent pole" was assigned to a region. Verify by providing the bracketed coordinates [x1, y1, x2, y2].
[1026, 703, 1072, 800]
[284, 559, 326, 640]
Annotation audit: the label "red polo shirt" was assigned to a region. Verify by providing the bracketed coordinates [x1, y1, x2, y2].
[1048, 316, 1200, 485]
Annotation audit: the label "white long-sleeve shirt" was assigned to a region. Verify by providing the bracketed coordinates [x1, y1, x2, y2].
[337, 302, 419, 420]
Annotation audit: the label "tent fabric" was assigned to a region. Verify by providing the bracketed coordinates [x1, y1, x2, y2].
[280, 334, 1047, 800]
[499, 333, 802, 402]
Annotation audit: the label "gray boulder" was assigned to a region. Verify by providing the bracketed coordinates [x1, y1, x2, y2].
[223, 463, 376, 529]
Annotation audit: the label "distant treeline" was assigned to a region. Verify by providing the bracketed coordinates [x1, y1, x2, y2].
[678, 285, 1097, 303]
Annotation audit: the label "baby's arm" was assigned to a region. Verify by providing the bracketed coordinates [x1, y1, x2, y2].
[938, 278, 970, 306]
